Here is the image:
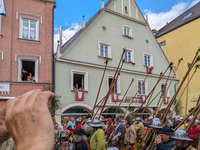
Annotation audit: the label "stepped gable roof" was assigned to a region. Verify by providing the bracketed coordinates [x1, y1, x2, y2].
[156, 2, 200, 38]
[60, 0, 114, 54]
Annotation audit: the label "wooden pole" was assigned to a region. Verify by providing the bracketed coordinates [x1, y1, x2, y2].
[93, 59, 108, 115]
[161, 51, 199, 121]
[164, 69, 196, 125]
[184, 72, 189, 129]
[111, 79, 134, 120]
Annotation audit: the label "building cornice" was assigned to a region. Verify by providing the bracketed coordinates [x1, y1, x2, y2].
[56, 58, 178, 81]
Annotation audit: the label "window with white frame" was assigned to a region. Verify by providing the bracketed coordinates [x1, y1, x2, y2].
[161, 83, 169, 97]
[107, 76, 120, 94]
[20, 18, 39, 40]
[124, 49, 134, 62]
[18, 58, 38, 82]
[99, 42, 111, 58]
[144, 54, 152, 67]
[123, 25, 132, 37]
[138, 80, 147, 95]
[71, 70, 88, 91]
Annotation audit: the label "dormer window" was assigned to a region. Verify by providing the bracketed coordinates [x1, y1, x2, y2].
[182, 13, 192, 20]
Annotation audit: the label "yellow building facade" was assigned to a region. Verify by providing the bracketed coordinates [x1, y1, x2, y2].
[156, 3, 200, 116]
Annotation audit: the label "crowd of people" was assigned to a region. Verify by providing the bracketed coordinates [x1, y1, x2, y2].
[51, 114, 200, 150]
[1, 90, 200, 150]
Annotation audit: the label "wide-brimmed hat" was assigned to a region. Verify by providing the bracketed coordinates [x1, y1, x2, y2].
[187, 115, 193, 121]
[136, 117, 141, 121]
[171, 129, 192, 141]
[125, 115, 131, 121]
[148, 120, 163, 129]
[86, 118, 92, 124]
[159, 127, 173, 135]
[152, 117, 160, 122]
[73, 128, 85, 136]
[148, 116, 154, 121]
[90, 119, 102, 127]
[177, 116, 184, 122]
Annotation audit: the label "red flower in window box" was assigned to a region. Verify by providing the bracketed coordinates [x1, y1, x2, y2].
[147, 66, 154, 74]
[129, 61, 136, 65]
[105, 57, 111, 60]
[126, 35, 132, 39]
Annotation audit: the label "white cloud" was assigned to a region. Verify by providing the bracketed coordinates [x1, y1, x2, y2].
[144, 0, 199, 30]
[54, 23, 81, 53]
[145, 2, 188, 30]
[189, 0, 200, 8]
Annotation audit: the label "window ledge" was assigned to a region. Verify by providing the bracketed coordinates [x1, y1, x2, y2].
[125, 61, 136, 65]
[71, 90, 88, 93]
[98, 56, 112, 60]
[18, 38, 40, 44]
[122, 35, 133, 39]
[144, 65, 153, 67]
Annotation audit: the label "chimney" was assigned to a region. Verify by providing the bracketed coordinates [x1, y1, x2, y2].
[56, 40, 61, 58]
[152, 29, 158, 36]
[101, 0, 104, 9]
[146, 15, 149, 24]
[166, 22, 168, 25]
[59, 24, 62, 47]
[82, 15, 85, 29]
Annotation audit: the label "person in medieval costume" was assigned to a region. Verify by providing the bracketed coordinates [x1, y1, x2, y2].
[153, 126, 175, 150]
[147, 120, 162, 150]
[105, 118, 115, 148]
[73, 128, 89, 150]
[135, 117, 144, 142]
[90, 119, 106, 150]
[112, 116, 125, 148]
[85, 118, 93, 145]
[124, 115, 137, 150]
[171, 128, 196, 150]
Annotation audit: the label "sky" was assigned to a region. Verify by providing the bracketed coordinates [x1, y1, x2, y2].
[54, 0, 200, 52]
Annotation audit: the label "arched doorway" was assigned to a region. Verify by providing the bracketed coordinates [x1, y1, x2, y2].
[102, 108, 124, 119]
[134, 108, 151, 119]
[62, 107, 91, 119]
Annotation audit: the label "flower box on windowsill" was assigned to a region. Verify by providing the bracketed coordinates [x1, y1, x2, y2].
[128, 61, 136, 65]
[98, 56, 112, 60]
[122, 35, 133, 39]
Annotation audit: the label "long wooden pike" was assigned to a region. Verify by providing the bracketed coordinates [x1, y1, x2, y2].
[173, 99, 200, 131]
[95, 49, 127, 119]
[134, 63, 172, 118]
[111, 78, 134, 120]
[98, 61, 125, 119]
[153, 69, 172, 116]
[155, 60, 181, 118]
[165, 65, 199, 125]
[186, 95, 200, 132]
[92, 59, 108, 115]
[121, 72, 151, 119]
[161, 49, 200, 120]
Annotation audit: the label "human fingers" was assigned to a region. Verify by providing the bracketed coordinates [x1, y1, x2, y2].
[15, 90, 41, 107]
[34, 91, 55, 106]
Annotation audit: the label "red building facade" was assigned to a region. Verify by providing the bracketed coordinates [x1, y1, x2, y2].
[0, 0, 55, 107]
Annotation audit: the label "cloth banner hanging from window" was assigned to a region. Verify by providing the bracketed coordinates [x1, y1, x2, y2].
[164, 97, 169, 104]
[141, 95, 146, 103]
[0, 0, 6, 16]
[147, 66, 153, 74]
[112, 94, 118, 102]
[76, 91, 84, 101]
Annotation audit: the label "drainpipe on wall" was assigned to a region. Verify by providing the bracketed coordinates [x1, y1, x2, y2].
[52, 3, 56, 93]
